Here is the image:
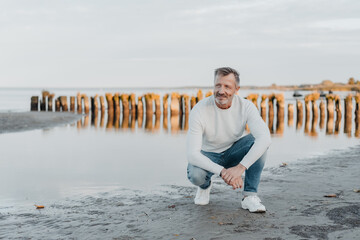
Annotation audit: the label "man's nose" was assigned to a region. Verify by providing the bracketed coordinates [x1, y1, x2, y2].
[218, 86, 225, 94]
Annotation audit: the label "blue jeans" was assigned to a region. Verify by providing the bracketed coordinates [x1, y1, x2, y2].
[187, 134, 267, 196]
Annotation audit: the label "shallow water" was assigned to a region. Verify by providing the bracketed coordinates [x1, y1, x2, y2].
[1, 87, 359, 211]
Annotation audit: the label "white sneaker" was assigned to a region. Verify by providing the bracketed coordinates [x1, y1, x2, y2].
[194, 182, 212, 205]
[241, 195, 266, 213]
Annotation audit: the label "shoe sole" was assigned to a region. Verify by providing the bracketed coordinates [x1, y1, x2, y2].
[194, 201, 209, 206]
[241, 205, 266, 213]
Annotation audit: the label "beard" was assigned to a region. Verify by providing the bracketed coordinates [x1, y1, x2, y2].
[215, 93, 231, 106]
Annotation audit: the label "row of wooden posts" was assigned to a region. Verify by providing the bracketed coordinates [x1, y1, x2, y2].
[31, 91, 360, 136]
[31, 90, 210, 116]
[249, 92, 360, 137]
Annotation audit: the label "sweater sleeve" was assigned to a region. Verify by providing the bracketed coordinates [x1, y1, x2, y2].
[240, 102, 272, 169]
[186, 110, 224, 175]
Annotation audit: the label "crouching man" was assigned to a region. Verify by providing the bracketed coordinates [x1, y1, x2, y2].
[186, 67, 271, 212]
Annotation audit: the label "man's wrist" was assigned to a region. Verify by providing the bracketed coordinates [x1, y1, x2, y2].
[237, 164, 247, 172]
[220, 168, 225, 177]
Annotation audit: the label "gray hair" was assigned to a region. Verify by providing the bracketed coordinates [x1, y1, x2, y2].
[214, 67, 240, 86]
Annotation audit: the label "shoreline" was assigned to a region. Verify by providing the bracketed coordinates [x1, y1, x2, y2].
[0, 112, 83, 134]
[0, 145, 359, 239]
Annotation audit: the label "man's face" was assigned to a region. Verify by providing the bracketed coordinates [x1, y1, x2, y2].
[214, 73, 240, 109]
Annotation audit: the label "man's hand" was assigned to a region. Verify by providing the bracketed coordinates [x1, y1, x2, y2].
[220, 164, 246, 189]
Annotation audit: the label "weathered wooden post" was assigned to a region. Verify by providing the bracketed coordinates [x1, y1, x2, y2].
[92, 94, 99, 115]
[114, 93, 121, 129]
[55, 98, 61, 112]
[311, 93, 320, 123]
[40, 91, 49, 111]
[137, 96, 144, 128]
[326, 94, 335, 134]
[153, 94, 161, 116]
[120, 94, 128, 115]
[59, 96, 68, 111]
[275, 94, 284, 135]
[129, 93, 136, 116]
[268, 94, 275, 133]
[48, 94, 54, 112]
[276, 93, 284, 121]
[170, 92, 180, 116]
[105, 93, 114, 112]
[179, 95, 184, 117]
[197, 89, 203, 102]
[260, 95, 267, 122]
[82, 94, 90, 114]
[310, 92, 320, 136]
[190, 96, 197, 109]
[319, 100, 325, 129]
[31, 96, 39, 111]
[144, 93, 153, 116]
[91, 95, 99, 127]
[77, 93, 82, 113]
[355, 93, 360, 138]
[247, 94, 259, 109]
[183, 94, 190, 115]
[205, 91, 213, 97]
[288, 103, 294, 126]
[334, 95, 342, 135]
[70, 96, 75, 112]
[163, 94, 169, 117]
[344, 94, 353, 136]
[105, 93, 114, 130]
[99, 95, 105, 113]
[296, 100, 303, 130]
[304, 95, 311, 134]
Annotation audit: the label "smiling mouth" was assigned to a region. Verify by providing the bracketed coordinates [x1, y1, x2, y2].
[216, 95, 227, 99]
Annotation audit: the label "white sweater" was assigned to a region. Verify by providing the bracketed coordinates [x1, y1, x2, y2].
[186, 95, 271, 175]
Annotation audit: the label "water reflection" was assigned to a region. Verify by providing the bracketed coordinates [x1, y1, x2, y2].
[74, 95, 360, 139]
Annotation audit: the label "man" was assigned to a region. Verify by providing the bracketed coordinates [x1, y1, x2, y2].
[186, 67, 271, 212]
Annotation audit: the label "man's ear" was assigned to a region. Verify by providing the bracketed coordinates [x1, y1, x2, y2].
[236, 85, 240, 91]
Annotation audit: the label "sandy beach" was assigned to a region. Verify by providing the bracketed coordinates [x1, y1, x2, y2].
[0, 112, 359, 239]
[0, 112, 83, 134]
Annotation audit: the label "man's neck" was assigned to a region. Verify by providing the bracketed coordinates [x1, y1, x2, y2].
[215, 101, 232, 109]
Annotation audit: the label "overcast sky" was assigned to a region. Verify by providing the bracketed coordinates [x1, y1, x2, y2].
[0, 0, 359, 88]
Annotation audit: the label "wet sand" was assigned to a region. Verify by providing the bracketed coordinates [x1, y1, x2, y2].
[0, 112, 82, 134]
[0, 113, 359, 239]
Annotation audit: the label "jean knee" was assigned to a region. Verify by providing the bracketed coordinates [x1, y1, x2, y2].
[187, 166, 207, 186]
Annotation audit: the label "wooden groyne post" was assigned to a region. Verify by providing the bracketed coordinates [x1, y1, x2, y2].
[268, 94, 275, 133]
[355, 93, 360, 137]
[334, 95, 342, 134]
[319, 100, 325, 129]
[275, 93, 284, 135]
[344, 94, 353, 136]
[288, 103, 294, 126]
[137, 96, 144, 128]
[260, 95, 267, 122]
[326, 94, 335, 134]
[296, 100, 303, 130]
[31, 96, 39, 111]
